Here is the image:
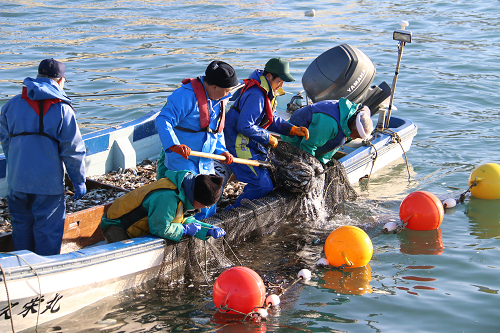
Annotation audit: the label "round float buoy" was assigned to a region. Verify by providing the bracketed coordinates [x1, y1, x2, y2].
[443, 198, 456, 209]
[213, 266, 266, 315]
[265, 294, 280, 307]
[399, 191, 444, 230]
[469, 163, 500, 200]
[324, 226, 373, 268]
[304, 9, 316, 17]
[297, 269, 312, 280]
[316, 258, 330, 266]
[383, 222, 398, 233]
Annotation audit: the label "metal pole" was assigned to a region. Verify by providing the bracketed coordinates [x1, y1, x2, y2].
[384, 41, 406, 129]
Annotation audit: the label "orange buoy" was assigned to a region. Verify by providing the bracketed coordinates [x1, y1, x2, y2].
[324, 226, 373, 268]
[213, 266, 266, 315]
[399, 191, 444, 230]
[469, 163, 500, 200]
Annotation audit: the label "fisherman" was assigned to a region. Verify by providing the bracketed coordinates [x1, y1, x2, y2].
[155, 60, 239, 219]
[280, 98, 373, 164]
[224, 57, 309, 207]
[100, 170, 226, 243]
[0, 58, 86, 256]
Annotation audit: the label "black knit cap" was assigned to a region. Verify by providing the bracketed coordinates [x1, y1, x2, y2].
[194, 174, 224, 206]
[205, 60, 238, 88]
[38, 58, 65, 79]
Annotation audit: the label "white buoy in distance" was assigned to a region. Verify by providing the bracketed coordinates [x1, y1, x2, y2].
[266, 294, 281, 307]
[297, 269, 312, 280]
[304, 9, 316, 17]
[443, 198, 456, 209]
[316, 258, 330, 266]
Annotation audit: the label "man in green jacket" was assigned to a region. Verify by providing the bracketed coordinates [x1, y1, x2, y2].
[281, 99, 373, 164]
[101, 169, 226, 243]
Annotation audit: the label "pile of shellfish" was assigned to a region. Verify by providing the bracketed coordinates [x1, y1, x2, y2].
[0, 158, 246, 233]
[0, 198, 11, 234]
[88, 159, 158, 191]
[65, 188, 126, 213]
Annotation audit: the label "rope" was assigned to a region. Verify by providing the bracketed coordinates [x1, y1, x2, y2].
[457, 178, 478, 203]
[222, 237, 243, 267]
[200, 225, 243, 267]
[262, 276, 305, 309]
[360, 141, 379, 187]
[272, 276, 304, 297]
[67, 89, 175, 98]
[0, 89, 176, 102]
[0, 263, 15, 333]
[382, 129, 411, 182]
[0, 252, 43, 333]
[190, 238, 213, 287]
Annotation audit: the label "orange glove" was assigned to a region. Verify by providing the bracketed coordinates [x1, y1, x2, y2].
[169, 144, 191, 159]
[268, 135, 279, 148]
[219, 151, 233, 165]
[290, 126, 309, 140]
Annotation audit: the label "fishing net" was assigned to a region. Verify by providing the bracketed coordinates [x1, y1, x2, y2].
[155, 237, 236, 289]
[155, 141, 358, 289]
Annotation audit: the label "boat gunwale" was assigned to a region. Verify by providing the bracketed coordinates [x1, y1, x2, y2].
[0, 236, 166, 280]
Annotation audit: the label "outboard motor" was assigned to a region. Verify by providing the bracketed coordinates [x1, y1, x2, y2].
[301, 44, 391, 116]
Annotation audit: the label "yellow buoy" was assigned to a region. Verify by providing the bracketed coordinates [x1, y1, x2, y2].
[469, 163, 500, 200]
[324, 226, 373, 268]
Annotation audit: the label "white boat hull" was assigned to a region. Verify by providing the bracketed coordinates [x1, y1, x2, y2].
[0, 236, 165, 332]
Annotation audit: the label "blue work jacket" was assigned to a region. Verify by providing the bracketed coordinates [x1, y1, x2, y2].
[0, 77, 86, 195]
[155, 76, 230, 175]
[224, 69, 294, 158]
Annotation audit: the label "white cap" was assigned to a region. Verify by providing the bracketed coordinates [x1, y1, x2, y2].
[355, 106, 373, 140]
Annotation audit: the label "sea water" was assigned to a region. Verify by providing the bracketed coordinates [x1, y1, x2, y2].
[1, 0, 500, 332]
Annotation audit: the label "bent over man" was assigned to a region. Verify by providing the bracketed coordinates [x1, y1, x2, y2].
[155, 60, 239, 218]
[100, 170, 226, 243]
[281, 98, 373, 164]
[0, 59, 86, 255]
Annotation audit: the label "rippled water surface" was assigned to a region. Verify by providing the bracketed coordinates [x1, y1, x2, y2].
[1, 0, 500, 332]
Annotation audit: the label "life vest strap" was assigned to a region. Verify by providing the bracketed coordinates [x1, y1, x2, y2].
[174, 125, 219, 135]
[176, 77, 226, 134]
[10, 95, 62, 143]
[230, 78, 274, 129]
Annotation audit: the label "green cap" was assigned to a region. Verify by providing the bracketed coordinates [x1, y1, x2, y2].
[264, 57, 295, 82]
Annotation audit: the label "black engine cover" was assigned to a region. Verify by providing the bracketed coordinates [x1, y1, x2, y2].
[302, 44, 390, 115]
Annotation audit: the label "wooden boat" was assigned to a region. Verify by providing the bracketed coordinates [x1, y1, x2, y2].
[0, 40, 417, 332]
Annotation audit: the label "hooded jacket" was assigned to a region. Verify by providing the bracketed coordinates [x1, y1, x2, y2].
[155, 76, 231, 175]
[281, 98, 359, 164]
[0, 77, 86, 194]
[100, 170, 212, 242]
